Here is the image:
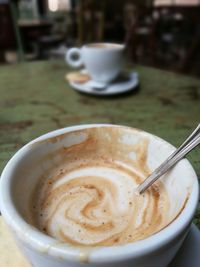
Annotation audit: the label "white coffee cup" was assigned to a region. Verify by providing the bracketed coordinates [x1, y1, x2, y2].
[66, 43, 125, 84]
[0, 124, 199, 267]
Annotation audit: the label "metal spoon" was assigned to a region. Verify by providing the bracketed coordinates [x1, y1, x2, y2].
[137, 124, 200, 194]
[87, 80, 107, 91]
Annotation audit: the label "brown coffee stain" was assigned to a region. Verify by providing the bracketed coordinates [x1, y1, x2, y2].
[78, 247, 98, 264]
[0, 120, 33, 131]
[162, 195, 190, 232]
[30, 126, 174, 247]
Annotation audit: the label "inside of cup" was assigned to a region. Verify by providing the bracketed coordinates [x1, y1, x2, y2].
[10, 125, 196, 246]
[85, 43, 124, 49]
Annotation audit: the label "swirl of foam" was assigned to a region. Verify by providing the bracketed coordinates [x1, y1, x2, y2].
[34, 162, 169, 246]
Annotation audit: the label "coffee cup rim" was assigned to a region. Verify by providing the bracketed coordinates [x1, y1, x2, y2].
[0, 124, 199, 263]
[83, 43, 125, 50]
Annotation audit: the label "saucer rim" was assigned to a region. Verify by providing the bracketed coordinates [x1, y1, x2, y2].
[68, 69, 139, 96]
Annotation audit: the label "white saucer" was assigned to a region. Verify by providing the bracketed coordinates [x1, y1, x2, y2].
[168, 224, 200, 267]
[69, 70, 139, 96]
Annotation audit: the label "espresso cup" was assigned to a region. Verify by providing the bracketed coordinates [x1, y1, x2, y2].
[66, 43, 125, 84]
[0, 124, 199, 267]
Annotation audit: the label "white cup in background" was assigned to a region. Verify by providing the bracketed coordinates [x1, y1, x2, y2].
[66, 43, 125, 84]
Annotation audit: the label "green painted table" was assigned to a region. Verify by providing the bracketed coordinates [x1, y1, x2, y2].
[0, 60, 199, 226]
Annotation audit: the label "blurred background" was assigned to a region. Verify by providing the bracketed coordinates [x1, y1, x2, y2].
[0, 0, 200, 77]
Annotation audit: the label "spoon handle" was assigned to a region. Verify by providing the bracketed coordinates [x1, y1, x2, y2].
[137, 124, 200, 194]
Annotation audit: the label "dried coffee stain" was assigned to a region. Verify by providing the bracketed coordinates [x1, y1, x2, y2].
[158, 96, 176, 106]
[78, 97, 96, 106]
[0, 120, 33, 131]
[30, 100, 66, 114]
[31, 126, 170, 248]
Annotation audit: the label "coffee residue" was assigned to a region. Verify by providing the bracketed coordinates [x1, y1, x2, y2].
[30, 126, 170, 247]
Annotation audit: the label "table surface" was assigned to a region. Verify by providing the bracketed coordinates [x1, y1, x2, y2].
[0, 60, 199, 226]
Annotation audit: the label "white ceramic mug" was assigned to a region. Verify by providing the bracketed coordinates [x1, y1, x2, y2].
[66, 43, 125, 84]
[0, 124, 199, 267]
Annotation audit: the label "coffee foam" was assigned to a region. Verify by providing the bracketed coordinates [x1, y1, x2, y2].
[30, 127, 176, 246]
[87, 43, 123, 49]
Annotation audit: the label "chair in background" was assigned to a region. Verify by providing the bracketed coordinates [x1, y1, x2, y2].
[75, 0, 104, 45]
[180, 25, 200, 76]
[124, 4, 155, 65]
[37, 14, 68, 59]
[3, 0, 25, 62]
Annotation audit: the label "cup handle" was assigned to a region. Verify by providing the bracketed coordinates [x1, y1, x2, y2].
[65, 48, 83, 68]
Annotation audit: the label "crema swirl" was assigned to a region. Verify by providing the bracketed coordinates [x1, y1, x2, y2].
[31, 127, 170, 246]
